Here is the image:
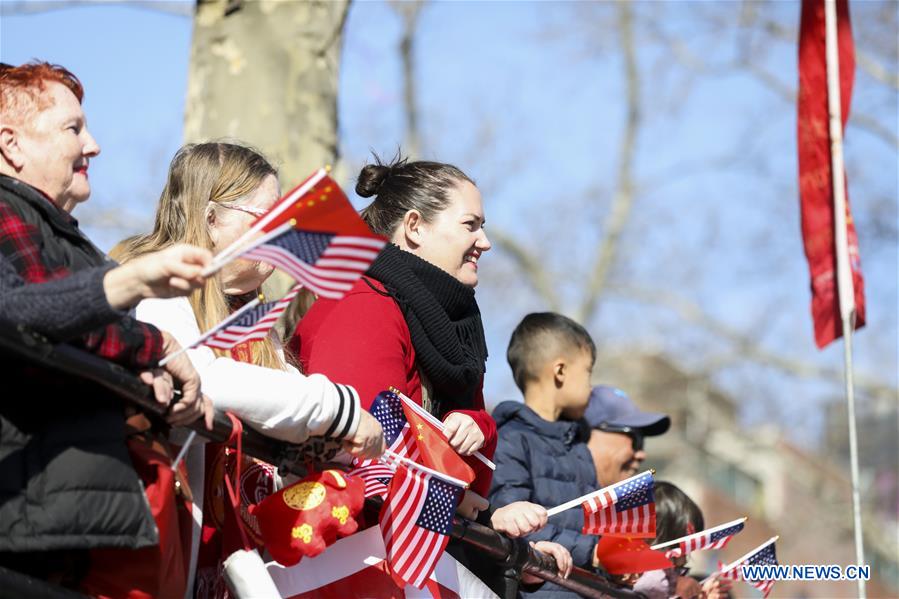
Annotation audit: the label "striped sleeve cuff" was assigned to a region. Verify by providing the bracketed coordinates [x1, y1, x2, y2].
[323, 383, 360, 440]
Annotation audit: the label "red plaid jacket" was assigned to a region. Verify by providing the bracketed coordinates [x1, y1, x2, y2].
[0, 175, 163, 367]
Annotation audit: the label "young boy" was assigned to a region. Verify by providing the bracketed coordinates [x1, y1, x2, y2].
[489, 312, 599, 598]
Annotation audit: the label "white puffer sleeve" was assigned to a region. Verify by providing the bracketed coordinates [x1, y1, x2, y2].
[135, 297, 360, 444]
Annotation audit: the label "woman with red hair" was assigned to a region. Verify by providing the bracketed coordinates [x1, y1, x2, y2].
[0, 61, 212, 597]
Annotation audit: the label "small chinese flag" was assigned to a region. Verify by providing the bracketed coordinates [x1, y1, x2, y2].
[595, 535, 673, 575]
[401, 403, 475, 486]
[258, 170, 380, 239]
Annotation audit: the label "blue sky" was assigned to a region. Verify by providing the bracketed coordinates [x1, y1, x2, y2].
[2, 0, 896, 449]
[2, 2, 191, 240]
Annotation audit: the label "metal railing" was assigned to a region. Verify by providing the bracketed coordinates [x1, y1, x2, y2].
[0, 321, 642, 598]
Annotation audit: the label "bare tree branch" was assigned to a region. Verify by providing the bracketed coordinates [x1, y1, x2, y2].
[0, 0, 191, 17]
[613, 284, 897, 403]
[754, 12, 899, 91]
[576, 1, 640, 324]
[645, 6, 899, 149]
[856, 50, 899, 90]
[489, 227, 562, 312]
[748, 12, 899, 148]
[849, 112, 899, 148]
[391, 0, 426, 158]
[741, 59, 898, 148]
[316, 0, 352, 58]
[636, 146, 746, 197]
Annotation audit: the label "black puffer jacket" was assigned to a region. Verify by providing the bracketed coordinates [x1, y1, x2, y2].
[0, 175, 158, 552]
[489, 401, 598, 598]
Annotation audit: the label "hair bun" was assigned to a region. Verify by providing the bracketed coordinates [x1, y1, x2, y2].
[356, 164, 391, 198]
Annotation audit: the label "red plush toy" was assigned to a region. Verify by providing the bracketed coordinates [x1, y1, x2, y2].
[249, 469, 364, 566]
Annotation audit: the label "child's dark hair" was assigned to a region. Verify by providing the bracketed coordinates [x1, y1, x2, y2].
[506, 312, 596, 393]
[652, 481, 705, 545]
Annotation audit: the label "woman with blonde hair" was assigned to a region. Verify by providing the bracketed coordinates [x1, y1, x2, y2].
[115, 141, 383, 597]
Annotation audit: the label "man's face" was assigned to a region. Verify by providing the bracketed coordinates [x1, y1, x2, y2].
[586, 428, 646, 487]
[9, 81, 100, 212]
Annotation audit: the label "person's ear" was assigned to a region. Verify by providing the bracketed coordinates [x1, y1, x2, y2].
[205, 204, 219, 243]
[0, 126, 25, 170]
[553, 359, 566, 388]
[401, 209, 424, 249]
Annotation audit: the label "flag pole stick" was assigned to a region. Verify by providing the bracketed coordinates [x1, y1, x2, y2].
[702, 535, 779, 585]
[720, 536, 779, 575]
[170, 430, 197, 472]
[650, 517, 747, 551]
[381, 449, 469, 489]
[546, 470, 654, 517]
[212, 168, 327, 265]
[158, 296, 263, 366]
[389, 386, 496, 471]
[202, 220, 296, 278]
[823, 0, 865, 596]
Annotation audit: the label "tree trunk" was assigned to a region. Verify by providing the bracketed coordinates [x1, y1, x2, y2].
[185, 0, 350, 185]
[185, 0, 350, 333]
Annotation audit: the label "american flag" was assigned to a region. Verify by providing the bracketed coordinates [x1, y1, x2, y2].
[582, 471, 656, 538]
[351, 391, 421, 498]
[225, 172, 385, 299]
[351, 461, 395, 500]
[660, 519, 745, 559]
[237, 227, 383, 300]
[718, 540, 778, 597]
[379, 464, 464, 589]
[198, 286, 300, 350]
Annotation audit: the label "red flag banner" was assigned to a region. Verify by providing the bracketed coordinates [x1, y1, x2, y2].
[258, 171, 381, 239]
[798, 0, 865, 348]
[401, 401, 475, 486]
[594, 535, 673, 575]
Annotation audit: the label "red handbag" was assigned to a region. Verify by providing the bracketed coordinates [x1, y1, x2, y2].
[79, 429, 193, 599]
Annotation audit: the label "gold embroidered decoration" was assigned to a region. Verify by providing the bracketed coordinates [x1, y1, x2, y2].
[291, 523, 314, 543]
[324, 470, 348, 489]
[283, 481, 326, 511]
[332, 505, 349, 525]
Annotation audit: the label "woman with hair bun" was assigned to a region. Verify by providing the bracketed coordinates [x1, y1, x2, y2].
[293, 154, 497, 498]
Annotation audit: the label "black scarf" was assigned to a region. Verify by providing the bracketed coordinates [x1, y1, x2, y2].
[366, 244, 488, 415]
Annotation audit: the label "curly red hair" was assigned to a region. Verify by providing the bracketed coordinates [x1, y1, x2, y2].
[0, 61, 84, 125]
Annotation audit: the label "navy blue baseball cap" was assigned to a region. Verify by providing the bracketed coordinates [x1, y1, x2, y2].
[583, 385, 670, 436]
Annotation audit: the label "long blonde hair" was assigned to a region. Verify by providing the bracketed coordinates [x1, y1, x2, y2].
[114, 142, 285, 369]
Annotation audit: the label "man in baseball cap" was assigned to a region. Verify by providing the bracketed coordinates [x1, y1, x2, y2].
[583, 385, 670, 487]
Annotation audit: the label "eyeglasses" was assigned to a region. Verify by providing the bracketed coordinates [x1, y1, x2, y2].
[216, 201, 269, 218]
[596, 423, 645, 452]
